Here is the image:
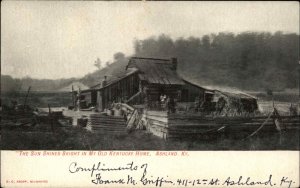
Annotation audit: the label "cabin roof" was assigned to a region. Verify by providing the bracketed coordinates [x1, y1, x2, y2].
[127, 57, 185, 85]
[215, 90, 256, 100]
[182, 79, 211, 90]
[90, 68, 138, 90]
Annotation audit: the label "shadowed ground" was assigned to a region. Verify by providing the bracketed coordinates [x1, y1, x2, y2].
[1, 121, 299, 150]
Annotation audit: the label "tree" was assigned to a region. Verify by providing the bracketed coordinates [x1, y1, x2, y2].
[113, 52, 125, 61]
[94, 58, 102, 70]
[132, 32, 299, 91]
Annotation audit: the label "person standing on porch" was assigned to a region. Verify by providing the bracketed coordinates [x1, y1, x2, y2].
[167, 96, 176, 113]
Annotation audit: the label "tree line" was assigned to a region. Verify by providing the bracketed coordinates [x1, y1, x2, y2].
[133, 32, 299, 91]
[2, 31, 299, 93]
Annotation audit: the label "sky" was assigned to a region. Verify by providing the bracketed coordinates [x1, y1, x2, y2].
[1, 1, 299, 79]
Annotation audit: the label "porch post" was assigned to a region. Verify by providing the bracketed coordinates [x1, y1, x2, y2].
[97, 90, 103, 112]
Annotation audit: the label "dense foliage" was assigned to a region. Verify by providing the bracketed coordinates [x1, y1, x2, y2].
[1, 75, 75, 92]
[134, 32, 299, 91]
[2, 32, 299, 92]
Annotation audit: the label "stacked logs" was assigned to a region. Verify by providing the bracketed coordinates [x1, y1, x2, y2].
[87, 114, 127, 134]
[145, 111, 300, 140]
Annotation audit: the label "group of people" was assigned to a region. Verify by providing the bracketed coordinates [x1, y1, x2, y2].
[159, 94, 176, 113]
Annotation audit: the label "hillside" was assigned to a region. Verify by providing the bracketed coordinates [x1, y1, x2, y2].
[1, 55, 128, 92]
[57, 81, 89, 92]
[134, 32, 299, 91]
[79, 57, 128, 87]
[2, 32, 299, 93]
[1, 75, 77, 93]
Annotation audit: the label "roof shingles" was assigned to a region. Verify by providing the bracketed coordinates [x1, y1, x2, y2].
[127, 57, 184, 85]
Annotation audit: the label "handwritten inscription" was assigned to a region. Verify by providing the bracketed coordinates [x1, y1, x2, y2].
[68, 162, 296, 187]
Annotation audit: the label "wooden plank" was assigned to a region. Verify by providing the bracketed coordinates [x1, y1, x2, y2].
[89, 119, 126, 123]
[146, 116, 168, 124]
[148, 120, 168, 128]
[91, 127, 126, 130]
[89, 123, 126, 126]
[146, 111, 168, 117]
[91, 115, 126, 119]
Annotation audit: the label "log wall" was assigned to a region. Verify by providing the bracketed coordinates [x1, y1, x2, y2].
[145, 111, 300, 140]
[98, 73, 140, 110]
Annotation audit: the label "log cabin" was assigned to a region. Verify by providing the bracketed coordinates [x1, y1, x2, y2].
[73, 57, 262, 139]
[76, 57, 258, 114]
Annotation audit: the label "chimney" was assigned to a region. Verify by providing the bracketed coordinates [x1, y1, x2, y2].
[101, 76, 107, 88]
[171, 57, 177, 70]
